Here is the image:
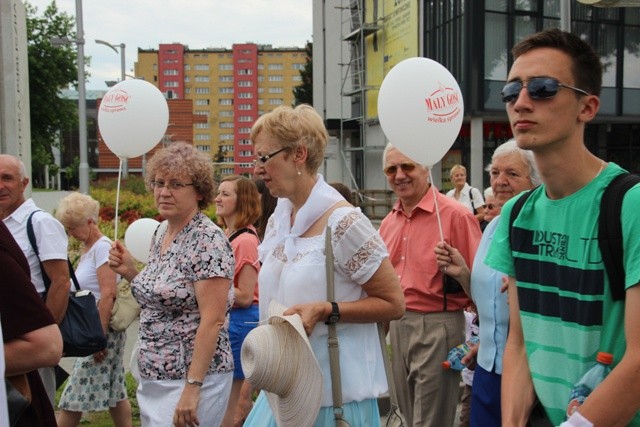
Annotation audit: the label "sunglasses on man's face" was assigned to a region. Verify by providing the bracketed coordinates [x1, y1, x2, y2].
[384, 162, 418, 177]
[501, 77, 590, 103]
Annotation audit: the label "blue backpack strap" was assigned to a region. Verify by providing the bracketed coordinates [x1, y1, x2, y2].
[598, 173, 640, 301]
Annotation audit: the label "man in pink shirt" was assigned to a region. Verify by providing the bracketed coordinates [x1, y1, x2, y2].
[379, 143, 481, 426]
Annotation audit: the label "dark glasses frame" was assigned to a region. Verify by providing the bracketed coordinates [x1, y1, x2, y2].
[384, 162, 418, 176]
[253, 147, 287, 167]
[501, 77, 590, 103]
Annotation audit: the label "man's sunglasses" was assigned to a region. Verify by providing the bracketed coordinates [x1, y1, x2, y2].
[384, 162, 418, 176]
[501, 77, 590, 103]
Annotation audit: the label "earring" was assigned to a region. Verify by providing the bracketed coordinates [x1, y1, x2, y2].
[297, 168, 301, 176]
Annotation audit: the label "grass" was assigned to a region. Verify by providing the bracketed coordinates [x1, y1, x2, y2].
[55, 372, 141, 426]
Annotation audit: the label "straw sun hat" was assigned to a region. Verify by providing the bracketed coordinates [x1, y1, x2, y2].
[241, 300, 323, 426]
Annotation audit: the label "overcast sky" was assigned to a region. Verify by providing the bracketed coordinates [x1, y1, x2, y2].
[27, 0, 313, 90]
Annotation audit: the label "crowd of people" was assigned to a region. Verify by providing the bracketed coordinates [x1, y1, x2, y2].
[3, 27, 639, 427]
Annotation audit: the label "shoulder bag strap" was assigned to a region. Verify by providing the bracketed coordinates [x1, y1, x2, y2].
[228, 227, 258, 242]
[325, 226, 348, 424]
[27, 210, 80, 293]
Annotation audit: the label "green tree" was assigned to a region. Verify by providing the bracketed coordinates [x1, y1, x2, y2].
[25, 1, 81, 186]
[293, 41, 312, 106]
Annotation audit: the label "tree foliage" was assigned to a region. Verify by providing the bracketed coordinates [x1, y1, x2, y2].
[293, 41, 312, 106]
[25, 1, 80, 184]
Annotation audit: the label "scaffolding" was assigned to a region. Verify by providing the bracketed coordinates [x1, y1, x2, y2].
[338, 0, 384, 192]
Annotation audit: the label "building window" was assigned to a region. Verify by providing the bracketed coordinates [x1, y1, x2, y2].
[238, 80, 253, 87]
[268, 63, 283, 70]
[238, 104, 252, 110]
[220, 134, 234, 140]
[292, 75, 302, 82]
[220, 99, 233, 105]
[195, 76, 210, 82]
[219, 64, 234, 71]
[269, 98, 283, 105]
[258, 64, 264, 70]
[268, 87, 283, 93]
[239, 127, 251, 133]
[239, 150, 253, 156]
[194, 64, 210, 71]
[219, 87, 234, 94]
[292, 63, 305, 70]
[195, 110, 209, 116]
[195, 122, 210, 129]
[219, 110, 234, 117]
[165, 81, 179, 87]
[195, 99, 210, 106]
[238, 69, 253, 75]
[195, 87, 210, 94]
[196, 145, 211, 152]
[238, 115, 253, 122]
[220, 75, 233, 82]
[268, 75, 283, 82]
[195, 134, 211, 140]
[163, 69, 178, 75]
[238, 92, 253, 99]
[239, 139, 251, 145]
[220, 122, 234, 128]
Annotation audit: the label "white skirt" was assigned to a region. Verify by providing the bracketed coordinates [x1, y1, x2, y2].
[137, 372, 233, 426]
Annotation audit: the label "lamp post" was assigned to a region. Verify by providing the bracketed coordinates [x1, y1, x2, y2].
[95, 38, 128, 178]
[76, 0, 89, 194]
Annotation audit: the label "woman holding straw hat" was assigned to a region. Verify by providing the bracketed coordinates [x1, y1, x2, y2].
[243, 104, 406, 426]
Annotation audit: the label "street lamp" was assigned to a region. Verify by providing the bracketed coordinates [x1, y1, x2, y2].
[95, 38, 129, 178]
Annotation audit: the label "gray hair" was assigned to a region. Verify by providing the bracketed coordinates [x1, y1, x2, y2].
[382, 142, 429, 170]
[485, 139, 541, 187]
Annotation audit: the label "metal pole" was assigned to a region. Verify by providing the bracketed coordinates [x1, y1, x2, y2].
[560, 1, 571, 32]
[76, 0, 89, 194]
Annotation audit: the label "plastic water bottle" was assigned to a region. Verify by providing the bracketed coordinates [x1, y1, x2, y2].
[442, 335, 479, 371]
[566, 352, 613, 417]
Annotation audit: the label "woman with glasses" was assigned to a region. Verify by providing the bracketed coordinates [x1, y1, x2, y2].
[244, 104, 405, 426]
[108, 142, 235, 427]
[435, 139, 540, 427]
[446, 164, 486, 223]
[55, 192, 132, 427]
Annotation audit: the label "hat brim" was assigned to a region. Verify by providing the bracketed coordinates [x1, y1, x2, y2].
[243, 300, 323, 426]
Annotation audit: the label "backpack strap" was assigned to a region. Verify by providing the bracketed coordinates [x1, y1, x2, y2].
[228, 227, 258, 242]
[598, 173, 640, 301]
[508, 189, 535, 249]
[27, 210, 80, 293]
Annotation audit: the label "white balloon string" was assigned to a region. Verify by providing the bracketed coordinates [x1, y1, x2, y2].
[429, 169, 445, 243]
[115, 158, 122, 242]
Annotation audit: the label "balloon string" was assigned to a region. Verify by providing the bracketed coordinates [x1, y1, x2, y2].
[115, 159, 122, 242]
[429, 169, 445, 243]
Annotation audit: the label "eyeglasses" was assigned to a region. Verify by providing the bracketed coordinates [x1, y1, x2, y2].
[501, 77, 590, 103]
[486, 204, 498, 210]
[383, 162, 418, 176]
[253, 147, 286, 167]
[150, 180, 194, 191]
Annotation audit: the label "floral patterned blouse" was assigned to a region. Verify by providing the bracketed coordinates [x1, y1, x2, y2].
[132, 211, 235, 380]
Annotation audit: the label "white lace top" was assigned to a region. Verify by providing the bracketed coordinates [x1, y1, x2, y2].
[258, 206, 390, 406]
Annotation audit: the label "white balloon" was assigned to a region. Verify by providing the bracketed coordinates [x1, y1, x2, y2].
[377, 57, 464, 167]
[124, 218, 160, 264]
[98, 79, 169, 159]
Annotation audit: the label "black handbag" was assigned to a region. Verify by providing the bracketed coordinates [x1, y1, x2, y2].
[5, 375, 30, 427]
[27, 211, 107, 357]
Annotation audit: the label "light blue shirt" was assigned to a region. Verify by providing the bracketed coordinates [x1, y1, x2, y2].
[471, 215, 509, 375]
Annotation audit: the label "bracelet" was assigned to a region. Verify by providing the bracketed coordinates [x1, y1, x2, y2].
[186, 378, 203, 387]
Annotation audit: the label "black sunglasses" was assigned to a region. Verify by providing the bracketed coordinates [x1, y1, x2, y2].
[384, 162, 418, 176]
[501, 77, 590, 103]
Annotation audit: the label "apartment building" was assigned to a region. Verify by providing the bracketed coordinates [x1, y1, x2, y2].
[135, 43, 306, 176]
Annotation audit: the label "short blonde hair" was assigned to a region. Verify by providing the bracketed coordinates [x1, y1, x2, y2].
[449, 164, 467, 178]
[56, 192, 100, 228]
[145, 142, 215, 210]
[250, 104, 328, 174]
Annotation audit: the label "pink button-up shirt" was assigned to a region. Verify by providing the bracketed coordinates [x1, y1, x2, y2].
[379, 187, 481, 313]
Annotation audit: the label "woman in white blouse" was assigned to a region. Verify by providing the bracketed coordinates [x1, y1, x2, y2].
[446, 164, 486, 222]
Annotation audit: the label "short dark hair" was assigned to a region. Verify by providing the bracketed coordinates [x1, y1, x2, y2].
[512, 28, 602, 97]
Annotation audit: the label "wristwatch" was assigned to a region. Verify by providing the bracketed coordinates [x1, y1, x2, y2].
[186, 378, 203, 387]
[325, 302, 340, 325]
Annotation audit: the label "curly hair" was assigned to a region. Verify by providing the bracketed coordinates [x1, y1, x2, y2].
[250, 104, 328, 174]
[56, 192, 100, 228]
[145, 142, 215, 210]
[218, 175, 261, 229]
